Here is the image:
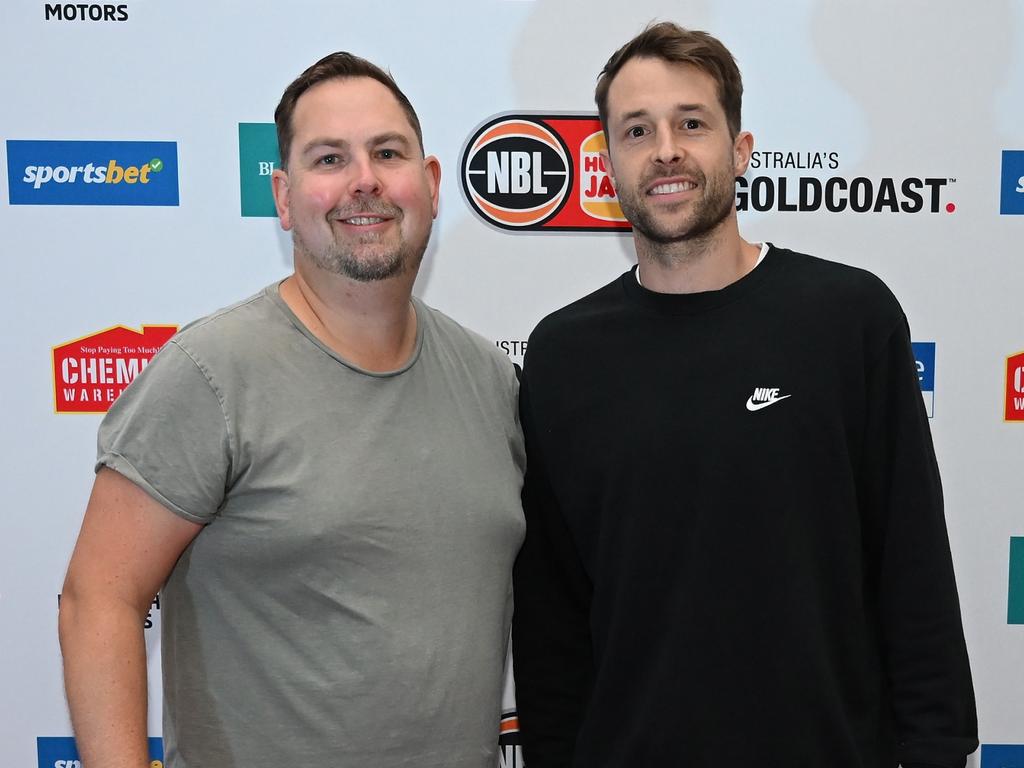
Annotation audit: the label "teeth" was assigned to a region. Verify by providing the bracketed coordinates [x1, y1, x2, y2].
[649, 182, 696, 195]
[342, 216, 385, 225]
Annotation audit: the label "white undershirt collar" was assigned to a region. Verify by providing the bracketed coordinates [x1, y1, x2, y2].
[636, 242, 770, 287]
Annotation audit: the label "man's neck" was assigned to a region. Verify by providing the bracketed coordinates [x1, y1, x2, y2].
[280, 260, 419, 373]
[635, 218, 761, 294]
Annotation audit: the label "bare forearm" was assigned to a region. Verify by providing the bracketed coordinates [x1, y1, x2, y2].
[59, 592, 150, 768]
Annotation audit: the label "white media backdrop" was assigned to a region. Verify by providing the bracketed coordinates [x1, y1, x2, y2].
[1, 0, 1022, 765]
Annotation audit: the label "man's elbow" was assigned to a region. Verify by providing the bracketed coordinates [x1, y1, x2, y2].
[57, 578, 145, 656]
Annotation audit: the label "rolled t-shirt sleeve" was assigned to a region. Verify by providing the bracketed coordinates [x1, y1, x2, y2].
[97, 339, 231, 524]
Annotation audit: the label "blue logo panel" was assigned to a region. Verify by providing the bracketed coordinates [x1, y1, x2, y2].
[1010, 537, 1024, 625]
[7, 140, 179, 206]
[1001, 150, 1024, 215]
[981, 744, 1024, 768]
[37, 736, 164, 767]
[912, 341, 936, 418]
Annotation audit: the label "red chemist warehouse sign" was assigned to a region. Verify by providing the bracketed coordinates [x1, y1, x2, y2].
[53, 325, 177, 414]
[1007, 350, 1024, 422]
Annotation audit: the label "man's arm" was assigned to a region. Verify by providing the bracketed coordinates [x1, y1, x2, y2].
[861, 321, 978, 768]
[59, 467, 203, 768]
[512, 364, 595, 767]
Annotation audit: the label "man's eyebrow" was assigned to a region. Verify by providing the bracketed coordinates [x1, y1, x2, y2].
[616, 104, 711, 124]
[369, 132, 412, 149]
[299, 138, 349, 157]
[299, 133, 412, 156]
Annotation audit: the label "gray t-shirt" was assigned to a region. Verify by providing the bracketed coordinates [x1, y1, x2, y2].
[97, 283, 526, 768]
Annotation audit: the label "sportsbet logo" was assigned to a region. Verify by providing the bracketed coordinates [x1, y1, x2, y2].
[23, 157, 163, 189]
[7, 140, 178, 206]
[461, 114, 629, 232]
[36, 736, 164, 767]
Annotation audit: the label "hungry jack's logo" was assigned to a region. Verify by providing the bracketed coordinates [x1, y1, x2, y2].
[461, 114, 629, 232]
[53, 325, 177, 414]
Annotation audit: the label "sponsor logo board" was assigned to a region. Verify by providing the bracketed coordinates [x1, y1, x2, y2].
[1010, 538, 1024, 625]
[461, 114, 628, 232]
[739, 150, 957, 214]
[912, 341, 936, 418]
[1006, 351, 1024, 422]
[7, 140, 178, 206]
[499, 710, 522, 768]
[53, 325, 176, 414]
[981, 744, 1024, 767]
[1001, 150, 1024, 215]
[37, 736, 163, 767]
[239, 122, 280, 217]
[43, 3, 129, 21]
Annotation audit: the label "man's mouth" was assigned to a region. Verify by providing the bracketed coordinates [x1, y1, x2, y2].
[339, 216, 388, 226]
[647, 180, 698, 196]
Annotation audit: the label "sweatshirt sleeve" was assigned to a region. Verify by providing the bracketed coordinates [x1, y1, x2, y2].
[860, 318, 978, 768]
[512, 359, 595, 768]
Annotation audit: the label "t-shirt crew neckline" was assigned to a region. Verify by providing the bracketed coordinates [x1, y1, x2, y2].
[622, 242, 780, 316]
[265, 280, 426, 378]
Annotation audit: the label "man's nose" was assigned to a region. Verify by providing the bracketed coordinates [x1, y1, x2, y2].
[652, 129, 683, 166]
[348, 155, 382, 196]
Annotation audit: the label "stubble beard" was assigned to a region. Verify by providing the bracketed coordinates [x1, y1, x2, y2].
[294, 203, 430, 283]
[617, 164, 736, 264]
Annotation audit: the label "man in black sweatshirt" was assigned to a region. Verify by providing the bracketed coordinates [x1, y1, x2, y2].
[512, 21, 978, 768]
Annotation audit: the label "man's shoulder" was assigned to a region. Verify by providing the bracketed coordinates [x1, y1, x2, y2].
[529, 272, 628, 347]
[416, 298, 517, 382]
[170, 285, 283, 360]
[770, 245, 902, 319]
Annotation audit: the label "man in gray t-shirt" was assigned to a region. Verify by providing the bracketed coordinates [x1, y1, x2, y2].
[58, 52, 525, 768]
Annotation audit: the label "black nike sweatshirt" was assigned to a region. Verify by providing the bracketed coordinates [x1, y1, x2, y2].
[512, 246, 977, 768]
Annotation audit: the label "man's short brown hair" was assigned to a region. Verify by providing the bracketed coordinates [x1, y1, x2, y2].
[274, 52, 424, 170]
[595, 22, 743, 139]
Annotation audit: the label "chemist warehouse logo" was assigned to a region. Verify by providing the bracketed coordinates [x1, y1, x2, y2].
[461, 113, 630, 232]
[52, 325, 177, 414]
[738, 150, 957, 214]
[7, 140, 179, 206]
[37, 736, 164, 767]
[1006, 350, 1024, 422]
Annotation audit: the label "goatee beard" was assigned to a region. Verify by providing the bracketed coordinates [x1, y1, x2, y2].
[294, 209, 430, 283]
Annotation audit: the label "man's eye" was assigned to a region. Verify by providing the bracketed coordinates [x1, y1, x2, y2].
[628, 126, 646, 139]
[319, 154, 340, 165]
[378, 148, 397, 159]
[684, 119, 701, 130]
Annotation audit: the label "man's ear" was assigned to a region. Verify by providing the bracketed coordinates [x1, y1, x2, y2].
[600, 148, 615, 187]
[271, 168, 292, 231]
[733, 131, 754, 177]
[423, 155, 442, 218]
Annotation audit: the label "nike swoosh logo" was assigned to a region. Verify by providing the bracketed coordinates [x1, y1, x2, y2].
[745, 394, 791, 411]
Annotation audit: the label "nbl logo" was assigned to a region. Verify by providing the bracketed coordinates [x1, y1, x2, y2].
[460, 113, 629, 232]
[462, 117, 572, 229]
[499, 710, 523, 768]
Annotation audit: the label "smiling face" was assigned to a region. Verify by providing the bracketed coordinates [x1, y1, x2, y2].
[602, 57, 751, 250]
[271, 76, 440, 283]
